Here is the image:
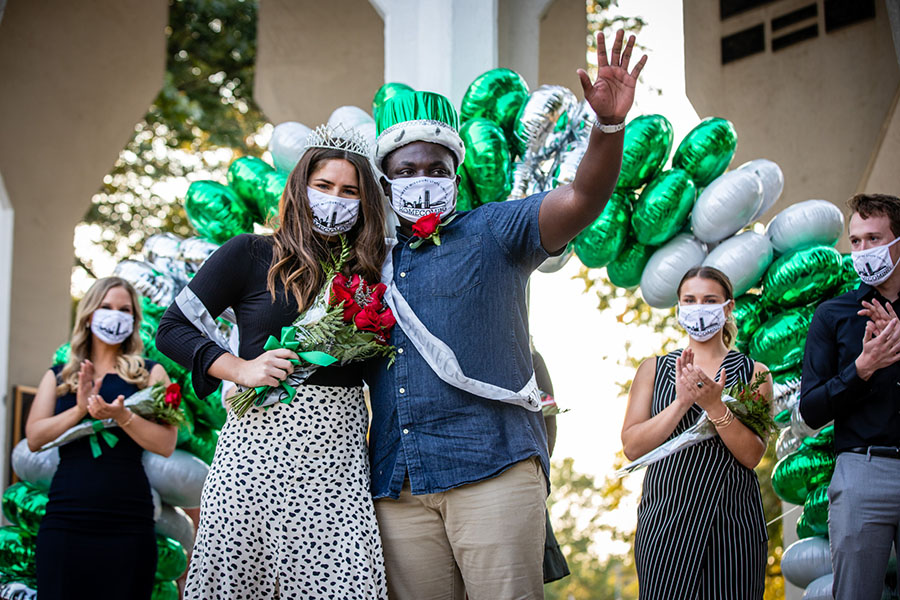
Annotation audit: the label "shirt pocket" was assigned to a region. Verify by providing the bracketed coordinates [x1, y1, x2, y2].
[431, 234, 483, 297]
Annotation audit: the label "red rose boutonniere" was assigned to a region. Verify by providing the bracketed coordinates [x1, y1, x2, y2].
[409, 213, 457, 249]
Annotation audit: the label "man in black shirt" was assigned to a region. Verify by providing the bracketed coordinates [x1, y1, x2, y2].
[800, 193, 900, 600]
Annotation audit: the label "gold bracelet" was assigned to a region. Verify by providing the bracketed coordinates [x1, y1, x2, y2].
[120, 410, 136, 428]
[710, 406, 735, 429]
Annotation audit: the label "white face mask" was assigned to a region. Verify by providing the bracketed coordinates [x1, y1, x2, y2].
[91, 308, 134, 345]
[386, 176, 457, 221]
[677, 301, 730, 342]
[852, 236, 900, 286]
[307, 187, 361, 235]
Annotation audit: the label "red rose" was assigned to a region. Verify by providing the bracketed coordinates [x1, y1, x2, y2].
[331, 275, 354, 306]
[348, 274, 362, 295]
[378, 307, 396, 331]
[164, 383, 182, 409]
[412, 213, 441, 238]
[342, 301, 362, 321]
[354, 306, 383, 333]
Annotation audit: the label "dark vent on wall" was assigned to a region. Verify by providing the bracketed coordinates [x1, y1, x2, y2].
[721, 24, 765, 64]
[824, 0, 876, 33]
[772, 4, 817, 31]
[720, 0, 776, 20]
[772, 24, 819, 51]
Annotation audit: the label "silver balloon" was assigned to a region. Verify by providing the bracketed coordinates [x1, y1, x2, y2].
[113, 260, 177, 307]
[326, 105, 374, 132]
[143, 449, 209, 508]
[640, 234, 708, 308]
[738, 158, 784, 221]
[144, 233, 183, 264]
[537, 245, 574, 274]
[270, 121, 312, 173]
[691, 170, 764, 243]
[702, 231, 774, 296]
[151, 487, 162, 522]
[782, 536, 832, 589]
[11, 439, 58, 490]
[773, 379, 801, 415]
[508, 161, 535, 200]
[767, 200, 845, 254]
[802, 573, 834, 600]
[514, 85, 578, 158]
[776, 426, 803, 459]
[155, 504, 196, 554]
[179, 237, 220, 275]
[552, 139, 588, 187]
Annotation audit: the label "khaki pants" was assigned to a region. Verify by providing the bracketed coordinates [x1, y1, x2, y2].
[374, 457, 548, 600]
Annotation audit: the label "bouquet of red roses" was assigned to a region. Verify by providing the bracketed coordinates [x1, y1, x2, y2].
[229, 236, 396, 417]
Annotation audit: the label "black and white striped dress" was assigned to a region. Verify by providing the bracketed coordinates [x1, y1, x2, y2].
[634, 349, 767, 600]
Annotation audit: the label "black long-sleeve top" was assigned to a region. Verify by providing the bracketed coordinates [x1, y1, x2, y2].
[156, 234, 363, 398]
[799, 283, 900, 452]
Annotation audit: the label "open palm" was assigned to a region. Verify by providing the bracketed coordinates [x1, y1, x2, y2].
[577, 30, 646, 124]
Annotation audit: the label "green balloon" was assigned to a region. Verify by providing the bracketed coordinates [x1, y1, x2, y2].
[152, 580, 180, 600]
[155, 534, 188, 582]
[460, 118, 511, 205]
[762, 245, 844, 309]
[52, 342, 70, 367]
[803, 424, 835, 451]
[184, 181, 254, 244]
[182, 423, 219, 465]
[460, 69, 530, 140]
[1, 483, 47, 535]
[372, 82, 415, 124]
[772, 445, 835, 505]
[749, 305, 815, 372]
[261, 170, 288, 222]
[227, 156, 274, 222]
[631, 169, 696, 246]
[573, 191, 632, 268]
[607, 237, 656, 288]
[141, 296, 167, 321]
[617, 114, 674, 190]
[795, 510, 817, 540]
[800, 484, 830, 537]
[673, 117, 738, 187]
[457, 169, 479, 212]
[182, 374, 226, 430]
[774, 408, 791, 425]
[733, 294, 768, 354]
[0, 526, 35, 580]
[772, 366, 802, 384]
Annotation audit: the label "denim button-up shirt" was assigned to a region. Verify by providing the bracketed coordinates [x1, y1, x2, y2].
[366, 193, 553, 499]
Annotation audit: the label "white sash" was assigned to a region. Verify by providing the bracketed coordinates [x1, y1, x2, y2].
[381, 239, 541, 412]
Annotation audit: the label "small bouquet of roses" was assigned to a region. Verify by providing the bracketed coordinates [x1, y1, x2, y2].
[38, 382, 186, 455]
[617, 371, 775, 476]
[229, 236, 396, 417]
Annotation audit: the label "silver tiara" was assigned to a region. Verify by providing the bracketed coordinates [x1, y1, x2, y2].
[303, 123, 371, 157]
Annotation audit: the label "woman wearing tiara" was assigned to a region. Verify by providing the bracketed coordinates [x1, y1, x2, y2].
[156, 125, 388, 599]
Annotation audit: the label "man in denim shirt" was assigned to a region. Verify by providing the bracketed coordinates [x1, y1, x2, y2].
[367, 31, 646, 599]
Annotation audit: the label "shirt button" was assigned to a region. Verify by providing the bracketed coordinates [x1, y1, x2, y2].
[399, 387, 405, 394]
[397, 348, 404, 354]
[403, 428, 409, 434]
[400, 272, 407, 278]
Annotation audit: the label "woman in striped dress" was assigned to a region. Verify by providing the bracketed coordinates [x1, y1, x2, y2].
[623, 266, 771, 599]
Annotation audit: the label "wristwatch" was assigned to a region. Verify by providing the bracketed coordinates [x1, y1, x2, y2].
[594, 120, 626, 134]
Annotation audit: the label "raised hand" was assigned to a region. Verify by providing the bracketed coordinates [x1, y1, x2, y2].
[675, 351, 700, 408]
[76, 360, 98, 416]
[86, 393, 127, 421]
[856, 319, 900, 380]
[577, 30, 647, 124]
[858, 298, 898, 335]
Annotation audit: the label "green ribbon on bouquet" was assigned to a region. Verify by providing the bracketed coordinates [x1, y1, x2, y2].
[87, 420, 119, 458]
[251, 327, 338, 407]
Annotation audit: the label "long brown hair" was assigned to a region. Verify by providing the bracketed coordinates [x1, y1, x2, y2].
[57, 277, 149, 395]
[676, 266, 737, 348]
[267, 148, 387, 311]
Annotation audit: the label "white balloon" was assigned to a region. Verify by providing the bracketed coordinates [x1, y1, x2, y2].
[270, 121, 311, 173]
[776, 426, 802, 459]
[782, 537, 833, 589]
[327, 105, 374, 132]
[640, 234, 708, 308]
[738, 159, 784, 221]
[690, 170, 764, 243]
[702, 231, 774, 296]
[11, 439, 58, 490]
[155, 504, 196, 554]
[766, 200, 844, 254]
[537, 246, 574, 273]
[143, 449, 209, 508]
[802, 573, 835, 600]
[151, 487, 162, 521]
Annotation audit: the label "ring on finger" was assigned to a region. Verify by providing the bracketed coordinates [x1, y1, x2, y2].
[696, 381, 704, 389]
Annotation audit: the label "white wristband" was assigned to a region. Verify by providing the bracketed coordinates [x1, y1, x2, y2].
[593, 120, 626, 134]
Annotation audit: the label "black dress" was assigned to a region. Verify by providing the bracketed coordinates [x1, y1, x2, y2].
[633, 349, 767, 600]
[35, 363, 158, 600]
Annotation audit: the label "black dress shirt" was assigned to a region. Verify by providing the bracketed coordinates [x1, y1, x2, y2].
[799, 283, 900, 452]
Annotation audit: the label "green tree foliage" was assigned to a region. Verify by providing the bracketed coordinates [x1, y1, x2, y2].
[77, 0, 265, 280]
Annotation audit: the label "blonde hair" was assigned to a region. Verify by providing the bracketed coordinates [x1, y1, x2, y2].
[56, 277, 150, 396]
